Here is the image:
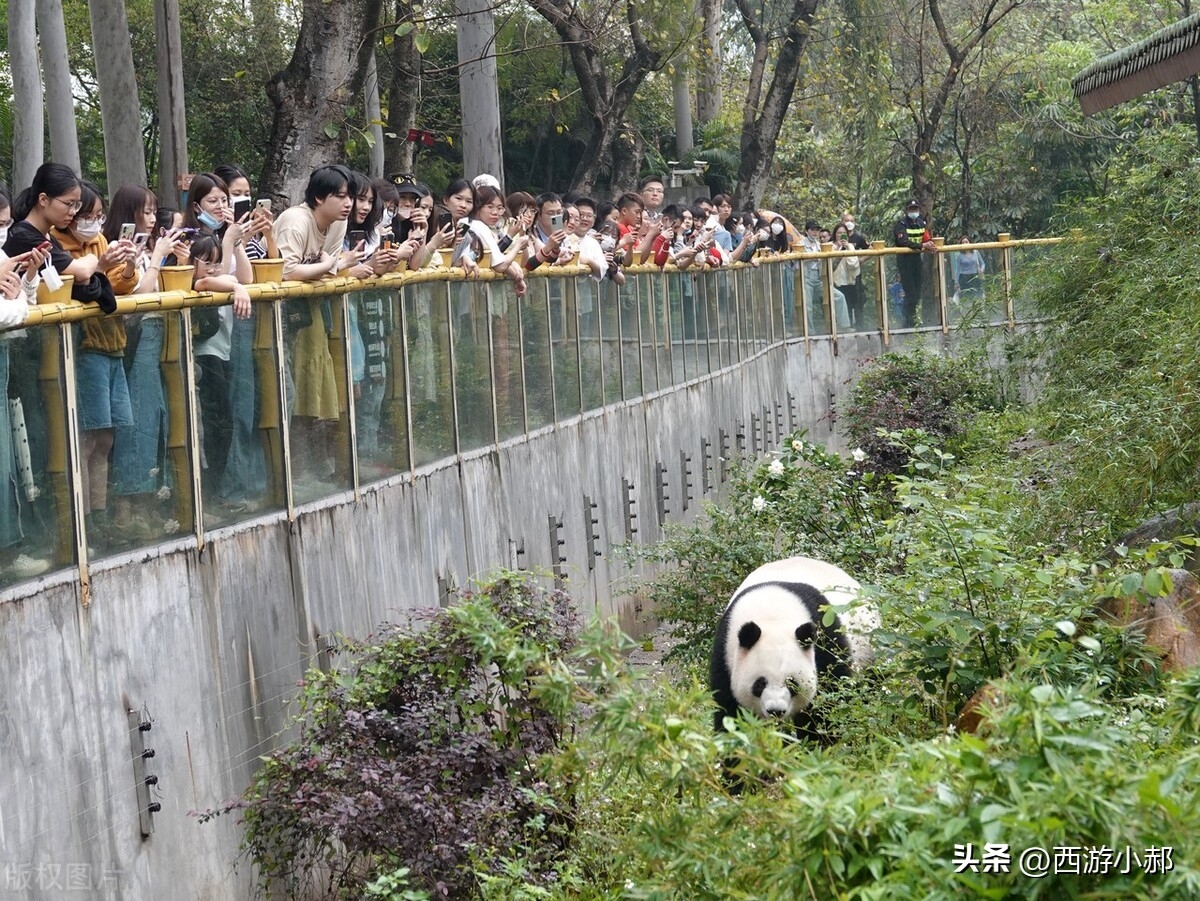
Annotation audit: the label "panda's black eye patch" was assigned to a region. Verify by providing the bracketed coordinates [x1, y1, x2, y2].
[752, 677, 767, 697]
[738, 621, 762, 650]
[796, 622, 816, 646]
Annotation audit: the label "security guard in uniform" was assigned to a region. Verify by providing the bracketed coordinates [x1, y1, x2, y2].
[892, 199, 935, 328]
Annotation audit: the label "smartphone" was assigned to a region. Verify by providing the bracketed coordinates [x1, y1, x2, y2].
[134, 233, 149, 248]
[396, 218, 414, 242]
[382, 237, 393, 250]
[233, 199, 252, 221]
[255, 198, 272, 213]
[348, 229, 367, 247]
[550, 212, 564, 232]
[437, 212, 453, 231]
[36, 240, 52, 252]
[120, 222, 136, 241]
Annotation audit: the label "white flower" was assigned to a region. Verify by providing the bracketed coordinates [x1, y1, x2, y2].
[791, 439, 804, 451]
[768, 459, 785, 476]
[163, 519, 180, 535]
[751, 495, 766, 512]
[156, 484, 172, 501]
[852, 447, 867, 463]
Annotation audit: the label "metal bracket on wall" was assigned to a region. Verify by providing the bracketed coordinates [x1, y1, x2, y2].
[437, 572, 457, 608]
[508, 537, 527, 571]
[775, 401, 785, 442]
[749, 413, 760, 454]
[654, 461, 670, 526]
[787, 392, 797, 434]
[735, 422, 746, 460]
[700, 437, 712, 495]
[583, 495, 601, 570]
[762, 404, 772, 449]
[127, 709, 160, 838]
[719, 428, 730, 483]
[622, 478, 638, 541]
[680, 450, 693, 512]
[548, 514, 566, 583]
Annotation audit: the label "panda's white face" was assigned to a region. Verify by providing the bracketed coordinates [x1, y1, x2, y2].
[726, 590, 820, 721]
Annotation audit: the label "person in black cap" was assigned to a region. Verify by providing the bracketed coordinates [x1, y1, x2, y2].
[892, 198, 936, 328]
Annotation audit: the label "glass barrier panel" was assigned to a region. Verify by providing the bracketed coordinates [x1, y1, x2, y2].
[521, 278, 554, 430]
[406, 282, 456, 467]
[696, 270, 716, 375]
[683, 271, 703, 378]
[451, 280, 495, 450]
[191, 302, 281, 529]
[800, 258, 829, 336]
[551, 277, 581, 421]
[291, 293, 354, 505]
[756, 262, 775, 349]
[0, 325, 71, 581]
[598, 278, 623, 404]
[648, 273, 672, 389]
[576, 277, 603, 413]
[710, 268, 731, 368]
[856, 256, 880, 332]
[490, 281, 525, 441]
[1012, 242, 1052, 322]
[618, 276, 642, 399]
[666, 270, 686, 383]
[636, 273, 659, 393]
[352, 287, 408, 482]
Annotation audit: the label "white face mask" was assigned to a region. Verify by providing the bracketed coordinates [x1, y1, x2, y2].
[845, 221, 856, 232]
[770, 222, 785, 235]
[0, 227, 7, 247]
[74, 220, 102, 240]
[907, 211, 920, 220]
[381, 208, 395, 229]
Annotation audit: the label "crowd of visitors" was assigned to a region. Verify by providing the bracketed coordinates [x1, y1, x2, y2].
[0, 158, 963, 572]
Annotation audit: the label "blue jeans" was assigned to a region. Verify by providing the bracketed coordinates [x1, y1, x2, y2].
[114, 318, 166, 495]
[220, 314, 266, 503]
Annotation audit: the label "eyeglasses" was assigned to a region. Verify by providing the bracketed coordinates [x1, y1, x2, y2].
[76, 214, 106, 226]
[51, 196, 83, 214]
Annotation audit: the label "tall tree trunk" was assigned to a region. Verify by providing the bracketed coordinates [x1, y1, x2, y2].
[610, 127, 645, 194]
[365, 50, 385, 178]
[528, 0, 665, 194]
[261, 0, 384, 207]
[153, 0, 189, 206]
[456, 0, 504, 182]
[732, 0, 821, 208]
[696, 0, 723, 123]
[673, 66, 694, 156]
[384, 3, 420, 179]
[88, 0, 148, 188]
[36, 0, 81, 172]
[8, 1, 45, 189]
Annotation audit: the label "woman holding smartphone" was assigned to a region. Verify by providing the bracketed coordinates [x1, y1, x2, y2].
[104, 186, 187, 538]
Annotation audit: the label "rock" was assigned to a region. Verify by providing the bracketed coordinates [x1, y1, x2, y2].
[1106, 503, 1200, 575]
[1095, 568, 1200, 672]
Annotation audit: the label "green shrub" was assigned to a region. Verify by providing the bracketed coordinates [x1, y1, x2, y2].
[222, 572, 585, 900]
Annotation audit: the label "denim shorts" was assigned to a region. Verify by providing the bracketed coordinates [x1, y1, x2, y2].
[76, 351, 133, 430]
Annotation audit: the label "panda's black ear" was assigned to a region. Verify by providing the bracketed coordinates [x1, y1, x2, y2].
[738, 621, 762, 650]
[796, 622, 816, 647]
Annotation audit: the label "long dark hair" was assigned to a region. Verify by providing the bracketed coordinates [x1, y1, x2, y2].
[13, 163, 81, 221]
[72, 181, 105, 228]
[349, 170, 382, 234]
[182, 173, 229, 232]
[212, 163, 251, 193]
[104, 184, 156, 244]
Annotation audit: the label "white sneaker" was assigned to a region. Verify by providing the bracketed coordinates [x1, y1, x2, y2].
[11, 554, 51, 579]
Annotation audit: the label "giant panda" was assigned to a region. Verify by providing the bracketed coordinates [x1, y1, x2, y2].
[709, 556, 878, 742]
